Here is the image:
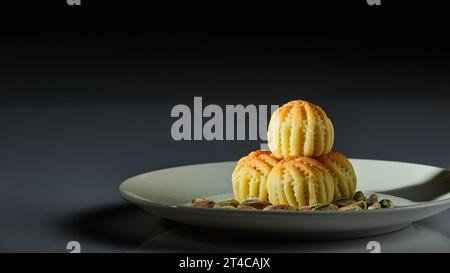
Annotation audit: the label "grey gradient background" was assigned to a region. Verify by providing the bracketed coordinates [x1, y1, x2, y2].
[1, 2, 450, 252]
[1, 91, 450, 252]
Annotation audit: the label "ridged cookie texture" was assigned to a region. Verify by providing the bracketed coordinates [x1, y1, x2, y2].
[267, 100, 334, 158]
[267, 156, 334, 207]
[317, 152, 357, 200]
[232, 150, 280, 202]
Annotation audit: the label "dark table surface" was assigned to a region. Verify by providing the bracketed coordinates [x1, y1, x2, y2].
[1, 99, 449, 252]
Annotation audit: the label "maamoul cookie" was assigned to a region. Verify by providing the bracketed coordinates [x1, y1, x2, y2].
[266, 156, 334, 207]
[317, 152, 357, 200]
[232, 150, 280, 202]
[267, 100, 334, 158]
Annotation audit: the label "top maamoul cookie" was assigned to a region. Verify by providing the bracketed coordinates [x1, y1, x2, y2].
[268, 100, 334, 157]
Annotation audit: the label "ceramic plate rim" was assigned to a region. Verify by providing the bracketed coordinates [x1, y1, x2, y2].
[118, 158, 450, 217]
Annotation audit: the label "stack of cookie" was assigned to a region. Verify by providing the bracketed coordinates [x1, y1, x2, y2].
[232, 100, 357, 208]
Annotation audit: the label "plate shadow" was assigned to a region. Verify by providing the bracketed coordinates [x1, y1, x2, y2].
[379, 170, 450, 202]
[60, 204, 176, 248]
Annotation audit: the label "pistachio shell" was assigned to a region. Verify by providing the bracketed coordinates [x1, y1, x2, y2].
[366, 194, 378, 206]
[332, 198, 356, 207]
[192, 197, 210, 204]
[368, 203, 381, 210]
[263, 204, 296, 211]
[339, 201, 366, 211]
[240, 200, 272, 210]
[353, 191, 366, 202]
[237, 205, 259, 210]
[319, 204, 339, 211]
[192, 198, 215, 208]
[356, 200, 367, 209]
[214, 204, 237, 209]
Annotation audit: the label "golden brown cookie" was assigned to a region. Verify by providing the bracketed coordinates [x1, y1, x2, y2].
[267, 100, 334, 158]
[266, 156, 334, 207]
[231, 150, 280, 202]
[317, 152, 357, 200]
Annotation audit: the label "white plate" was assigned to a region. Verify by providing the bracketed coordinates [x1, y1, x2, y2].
[119, 159, 450, 239]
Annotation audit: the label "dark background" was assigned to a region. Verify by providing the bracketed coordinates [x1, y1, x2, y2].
[2, 0, 450, 102]
[1, 1, 449, 252]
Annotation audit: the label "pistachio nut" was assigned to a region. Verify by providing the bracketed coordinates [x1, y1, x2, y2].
[379, 199, 394, 208]
[311, 203, 331, 211]
[215, 199, 239, 208]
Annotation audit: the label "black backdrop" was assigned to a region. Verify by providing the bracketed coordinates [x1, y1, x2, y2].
[1, 1, 450, 102]
[2, 1, 449, 35]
